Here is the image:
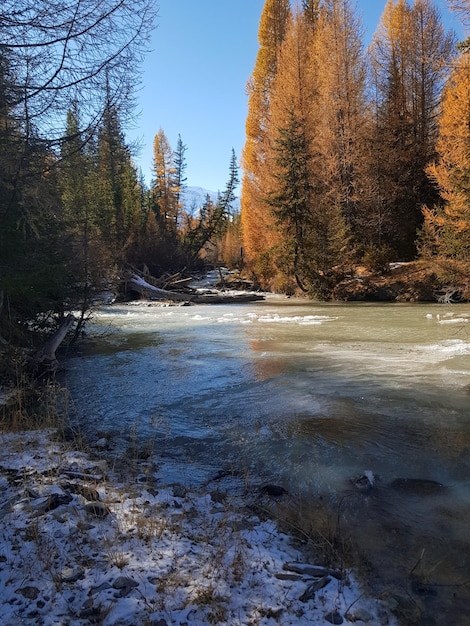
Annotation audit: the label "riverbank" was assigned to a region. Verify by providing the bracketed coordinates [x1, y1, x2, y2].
[0, 427, 398, 626]
[332, 259, 470, 303]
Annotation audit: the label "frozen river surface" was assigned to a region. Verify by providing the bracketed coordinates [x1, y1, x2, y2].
[66, 298, 470, 624]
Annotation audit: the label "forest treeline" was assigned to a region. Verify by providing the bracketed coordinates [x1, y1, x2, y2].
[1, 0, 470, 350]
[241, 0, 470, 297]
[0, 1, 240, 346]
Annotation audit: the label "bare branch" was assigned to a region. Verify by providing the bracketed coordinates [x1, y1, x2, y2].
[1, 0, 157, 142]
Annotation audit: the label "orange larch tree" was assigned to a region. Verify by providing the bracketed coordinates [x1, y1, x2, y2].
[369, 0, 455, 259]
[421, 52, 470, 258]
[240, 0, 291, 275]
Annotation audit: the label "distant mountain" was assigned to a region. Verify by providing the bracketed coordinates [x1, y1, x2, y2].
[182, 186, 240, 217]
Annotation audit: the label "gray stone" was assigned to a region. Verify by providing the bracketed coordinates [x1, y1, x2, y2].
[113, 576, 139, 590]
[113, 576, 139, 598]
[351, 471, 376, 491]
[30, 490, 73, 515]
[299, 576, 331, 602]
[325, 610, 344, 624]
[61, 567, 85, 583]
[172, 484, 187, 498]
[260, 484, 287, 497]
[85, 501, 110, 518]
[15, 586, 39, 600]
[79, 598, 99, 619]
[89, 582, 112, 595]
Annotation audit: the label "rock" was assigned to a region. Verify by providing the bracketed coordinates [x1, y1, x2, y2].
[61, 567, 85, 583]
[259, 484, 287, 497]
[390, 478, 446, 495]
[172, 484, 187, 498]
[84, 501, 110, 518]
[15, 586, 40, 600]
[30, 489, 73, 515]
[94, 437, 109, 450]
[299, 576, 331, 602]
[113, 576, 139, 590]
[210, 490, 226, 504]
[325, 610, 344, 624]
[113, 576, 139, 597]
[351, 470, 376, 491]
[89, 582, 112, 595]
[79, 598, 100, 619]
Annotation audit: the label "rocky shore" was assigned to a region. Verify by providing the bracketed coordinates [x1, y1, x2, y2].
[0, 429, 398, 626]
[333, 260, 470, 303]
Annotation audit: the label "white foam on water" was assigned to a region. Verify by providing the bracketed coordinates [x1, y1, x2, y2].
[420, 339, 470, 357]
[438, 317, 469, 324]
[256, 313, 336, 324]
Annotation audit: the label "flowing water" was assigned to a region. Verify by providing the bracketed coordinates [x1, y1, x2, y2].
[65, 298, 470, 624]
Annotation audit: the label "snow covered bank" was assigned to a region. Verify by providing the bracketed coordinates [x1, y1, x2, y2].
[0, 429, 397, 625]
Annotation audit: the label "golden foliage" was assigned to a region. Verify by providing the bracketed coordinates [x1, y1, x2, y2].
[422, 54, 470, 258]
[241, 0, 290, 264]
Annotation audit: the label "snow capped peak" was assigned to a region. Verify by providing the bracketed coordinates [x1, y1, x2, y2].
[182, 186, 240, 216]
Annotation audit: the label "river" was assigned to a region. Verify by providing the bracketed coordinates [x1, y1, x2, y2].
[65, 297, 470, 625]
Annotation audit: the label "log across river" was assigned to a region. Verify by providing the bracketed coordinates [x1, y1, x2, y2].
[65, 298, 470, 625]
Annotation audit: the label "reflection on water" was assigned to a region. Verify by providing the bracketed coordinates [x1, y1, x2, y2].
[66, 300, 470, 625]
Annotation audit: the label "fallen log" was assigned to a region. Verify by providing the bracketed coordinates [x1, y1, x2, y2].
[192, 292, 265, 304]
[126, 274, 193, 302]
[34, 313, 76, 366]
[125, 272, 266, 304]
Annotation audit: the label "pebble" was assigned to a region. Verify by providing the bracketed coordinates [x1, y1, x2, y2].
[325, 610, 344, 624]
[61, 567, 85, 583]
[84, 501, 110, 518]
[15, 586, 40, 600]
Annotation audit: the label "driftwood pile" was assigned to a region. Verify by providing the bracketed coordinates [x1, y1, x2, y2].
[122, 266, 265, 304]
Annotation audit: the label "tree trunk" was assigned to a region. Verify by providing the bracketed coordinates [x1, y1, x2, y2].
[34, 314, 76, 365]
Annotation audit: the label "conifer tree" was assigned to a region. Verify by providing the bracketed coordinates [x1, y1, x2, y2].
[151, 129, 177, 229]
[318, 0, 367, 224]
[420, 53, 470, 259]
[370, 0, 455, 259]
[60, 109, 94, 301]
[59, 108, 111, 328]
[218, 211, 243, 268]
[241, 0, 291, 269]
[1, 49, 67, 322]
[302, 0, 321, 27]
[184, 150, 239, 262]
[267, 110, 316, 292]
[173, 134, 187, 228]
[266, 10, 319, 291]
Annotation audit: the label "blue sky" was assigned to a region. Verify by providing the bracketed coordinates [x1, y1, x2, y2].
[127, 0, 462, 193]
